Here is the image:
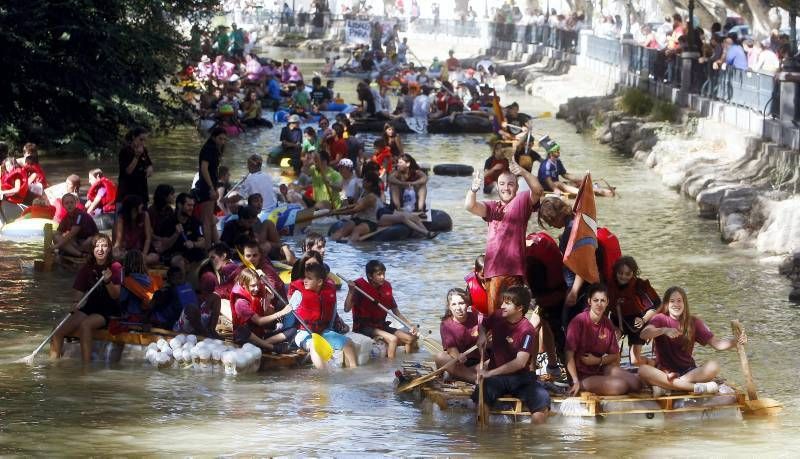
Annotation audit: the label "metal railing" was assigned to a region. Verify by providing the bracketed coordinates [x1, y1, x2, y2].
[585, 34, 621, 65]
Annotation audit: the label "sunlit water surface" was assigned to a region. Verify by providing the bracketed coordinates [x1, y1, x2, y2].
[1, 49, 798, 455]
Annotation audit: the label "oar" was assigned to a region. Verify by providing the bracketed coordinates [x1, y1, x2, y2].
[477, 342, 488, 427]
[396, 344, 479, 393]
[236, 249, 334, 362]
[341, 275, 443, 353]
[357, 226, 391, 242]
[730, 320, 783, 416]
[15, 277, 105, 365]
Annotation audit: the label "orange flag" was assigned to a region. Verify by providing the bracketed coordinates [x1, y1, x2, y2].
[492, 89, 505, 127]
[562, 174, 600, 284]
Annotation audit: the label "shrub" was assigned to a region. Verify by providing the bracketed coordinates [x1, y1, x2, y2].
[618, 88, 653, 116]
[651, 100, 680, 122]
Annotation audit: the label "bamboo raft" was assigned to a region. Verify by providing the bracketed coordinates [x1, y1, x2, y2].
[62, 327, 307, 371]
[398, 361, 764, 423]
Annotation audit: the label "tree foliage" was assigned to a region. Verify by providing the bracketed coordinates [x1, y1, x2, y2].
[0, 0, 222, 152]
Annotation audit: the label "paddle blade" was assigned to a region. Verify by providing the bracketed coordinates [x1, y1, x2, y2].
[312, 333, 334, 361]
[534, 111, 552, 119]
[236, 249, 256, 271]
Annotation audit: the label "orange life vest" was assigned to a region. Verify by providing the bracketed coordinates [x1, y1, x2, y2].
[122, 274, 164, 309]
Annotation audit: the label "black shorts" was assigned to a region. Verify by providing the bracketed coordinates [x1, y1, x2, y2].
[351, 217, 378, 233]
[376, 207, 393, 220]
[354, 322, 398, 337]
[192, 187, 213, 203]
[610, 313, 648, 346]
[472, 372, 550, 413]
[79, 286, 121, 323]
[464, 357, 481, 367]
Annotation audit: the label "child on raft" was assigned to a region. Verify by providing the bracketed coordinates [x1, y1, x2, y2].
[290, 263, 358, 369]
[607, 256, 660, 366]
[435, 288, 480, 383]
[638, 286, 747, 396]
[230, 267, 295, 353]
[344, 259, 418, 358]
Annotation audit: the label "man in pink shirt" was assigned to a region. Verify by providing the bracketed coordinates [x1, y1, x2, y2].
[465, 157, 543, 314]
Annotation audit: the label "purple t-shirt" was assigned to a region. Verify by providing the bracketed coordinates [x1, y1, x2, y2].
[57, 210, 99, 241]
[440, 312, 479, 360]
[482, 190, 533, 278]
[565, 310, 620, 378]
[649, 313, 714, 372]
[483, 310, 537, 374]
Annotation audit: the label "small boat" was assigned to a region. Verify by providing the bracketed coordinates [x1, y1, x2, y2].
[350, 114, 493, 134]
[397, 360, 778, 423]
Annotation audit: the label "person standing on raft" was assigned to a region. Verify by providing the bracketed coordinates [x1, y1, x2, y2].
[465, 157, 543, 314]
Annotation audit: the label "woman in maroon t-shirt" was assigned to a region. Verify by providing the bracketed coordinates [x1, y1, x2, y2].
[565, 284, 641, 396]
[50, 234, 122, 363]
[434, 288, 480, 383]
[639, 286, 746, 396]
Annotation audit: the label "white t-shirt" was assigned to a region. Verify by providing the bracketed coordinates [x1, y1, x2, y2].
[412, 94, 431, 118]
[341, 176, 363, 202]
[240, 170, 277, 211]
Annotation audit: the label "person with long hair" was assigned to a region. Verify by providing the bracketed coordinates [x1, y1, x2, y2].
[290, 250, 324, 282]
[50, 234, 122, 363]
[638, 286, 747, 396]
[434, 288, 480, 383]
[607, 256, 660, 366]
[195, 127, 227, 243]
[230, 267, 295, 353]
[388, 153, 428, 212]
[113, 195, 158, 265]
[382, 123, 404, 157]
[565, 284, 642, 396]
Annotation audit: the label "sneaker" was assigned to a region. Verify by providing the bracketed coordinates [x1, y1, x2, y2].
[652, 386, 670, 397]
[693, 381, 719, 395]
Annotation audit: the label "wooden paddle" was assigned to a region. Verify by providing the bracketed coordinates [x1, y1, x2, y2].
[16, 276, 105, 365]
[341, 275, 444, 354]
[477, 343, 488, 427]
[357, 226, 391, 242]
[730, 320, 783, 416]
[396, 344, 479, 393]
[236, 249, 334, 362]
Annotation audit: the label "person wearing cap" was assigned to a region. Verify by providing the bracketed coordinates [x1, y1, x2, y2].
[196, 55, 213, 83]
[280, 115, 304, 175]
[465, 153, 544, 315]
[239, 154, 277, 212]
[537, 138, 614, 197]
[337, 158, 362, 205]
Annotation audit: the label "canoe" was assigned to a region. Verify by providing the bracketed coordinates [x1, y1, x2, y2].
[397, 361, 750, 423]
[350, 114, 493, 134]
[326, 209, 453, 242]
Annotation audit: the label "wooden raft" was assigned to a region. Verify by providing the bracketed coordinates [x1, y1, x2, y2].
[399, 361, 745, 421]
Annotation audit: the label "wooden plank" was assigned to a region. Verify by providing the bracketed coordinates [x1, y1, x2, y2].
[598, 404, 742, 416]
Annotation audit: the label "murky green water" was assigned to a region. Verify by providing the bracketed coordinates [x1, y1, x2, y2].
[1, 54, 798, 455]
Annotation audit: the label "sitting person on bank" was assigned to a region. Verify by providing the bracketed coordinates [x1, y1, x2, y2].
[52, 193, 99, 257]
[174, 271, 222, 338]
[565, 284, 642, 396]
[113, 195, 159, 265]
[388, 154, 428, 212]
[435, 288, 480, 383]
[118, 250, 164, 323]
[50, 234, 122, 363]
[473, 286, 550, 424]
[344, 260, 418, 358]
[85, 168, 118, 215]
[638, 286, 746, 396]
[607, 256, 660, 366]
[230, 267, 295, 353]
[290, 263, 359, 369]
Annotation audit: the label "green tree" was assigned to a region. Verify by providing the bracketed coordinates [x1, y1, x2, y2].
[0, 0, 222, 152]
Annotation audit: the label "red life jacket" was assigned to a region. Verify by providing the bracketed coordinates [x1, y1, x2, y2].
[596, 227, 621, 285]
[526, 231, 567, 309]
[53, 197, 85, 223]
[24, 163, 48, 188]
[289, 278, 336, 333]
[229, 282, 267, 336]
[352, 277, 393, 330]
[1, 169, 29, 204]
[464, 272, 488, 315]
[86, 177, 118, 213]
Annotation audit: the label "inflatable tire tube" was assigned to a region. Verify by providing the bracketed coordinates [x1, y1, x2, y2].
[93, 213, 115, 232]
[0, 217, 57, 239]
[326, 103, 349, 112]
[327, 220, 347, 237]
[368, 224, 412, 241]
[424, 210, 453, 233]
[275, 110, 290, 123]
[433, 164, 474, 177]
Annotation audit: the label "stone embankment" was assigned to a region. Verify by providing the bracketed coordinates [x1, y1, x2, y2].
[485, 48, 800, 301]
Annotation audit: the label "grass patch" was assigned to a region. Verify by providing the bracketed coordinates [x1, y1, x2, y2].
[651, 100, 679, 122]
[618, 88, 653, 116]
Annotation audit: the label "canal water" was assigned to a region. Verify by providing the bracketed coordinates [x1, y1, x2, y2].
[1, 52, 798, 455]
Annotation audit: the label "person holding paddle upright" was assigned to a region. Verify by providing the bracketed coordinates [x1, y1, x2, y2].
[344, 260, 418, 359]
[472, 286, 550, 424]
[465, 156, 543, 315]
[290, 264, 358, 369]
